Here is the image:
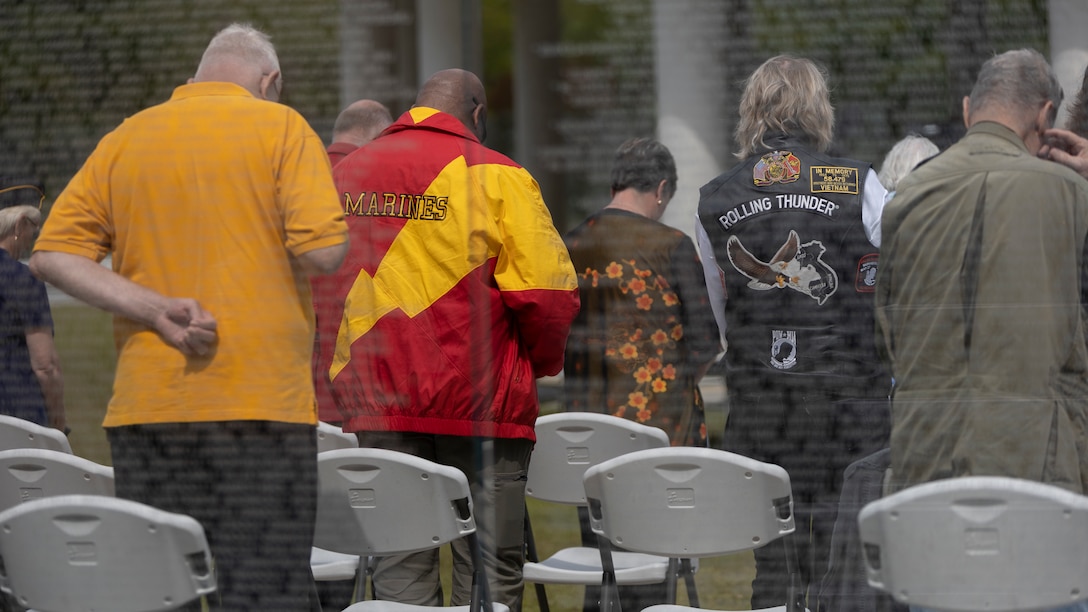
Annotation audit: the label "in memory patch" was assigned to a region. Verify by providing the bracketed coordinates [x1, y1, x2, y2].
[810, 166, 859, 194]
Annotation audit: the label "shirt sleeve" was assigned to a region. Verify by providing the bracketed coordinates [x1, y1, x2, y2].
[34, 134, 116, 262]
[668, 234, 722, 369]
[861, 168, 888, 248]
[279, 112, 349, 257]
[695, 217, 728, 351]
[492, 166, 580, 377]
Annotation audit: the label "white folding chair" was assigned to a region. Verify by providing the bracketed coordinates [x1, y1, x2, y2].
[313, 421, 364, 594]
[313, 447, 509, 612]
[0, 414, 72, 454]
[859, 476, 1088, 612]
[0, 493, 215, 612]
[523, 412, 673, 612]
[0, 448, 114, 511]
[584, 447, 803, 612]
[317, 421, 359, 453]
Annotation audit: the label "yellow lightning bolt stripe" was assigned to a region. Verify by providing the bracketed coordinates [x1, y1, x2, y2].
[330, 155, 495, 379]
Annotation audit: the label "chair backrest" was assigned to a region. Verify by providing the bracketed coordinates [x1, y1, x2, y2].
[0, 448, 115, 511]
[316, 421, 358, 453]
[526, 412, 670, 505]
[0, 494, 215, 612]
[583, 447, 795, 558]
[313, 447, 475, 557]
[0, 415, 72, 454]
[858, 476, 1088, 612]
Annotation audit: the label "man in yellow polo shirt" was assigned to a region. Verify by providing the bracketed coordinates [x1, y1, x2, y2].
[30, 23, 347, 611]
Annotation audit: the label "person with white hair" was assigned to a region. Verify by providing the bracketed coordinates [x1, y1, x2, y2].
[31, 23, 348, 610]
[877, 134, 939, 195]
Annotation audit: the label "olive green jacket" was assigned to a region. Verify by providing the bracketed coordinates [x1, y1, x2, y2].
[876, 121, 1088, 493]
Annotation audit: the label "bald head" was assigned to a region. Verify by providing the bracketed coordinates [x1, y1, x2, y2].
[415, 69, 487, 142]
[193, 23, 282, 102]
[333, 100, 393, 147]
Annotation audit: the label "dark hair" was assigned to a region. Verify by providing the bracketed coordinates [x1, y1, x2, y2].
[610, 137, 677, 200]
[1066, 65, 1088, 138]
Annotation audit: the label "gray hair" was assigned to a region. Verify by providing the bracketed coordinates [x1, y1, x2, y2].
[610, 138, 677, 201]
[0, 206, 41, 242]
[196, 23, 280, 79]
[734, 55, 835, 159]
[968, 49, 1062, 125]
[878, 135, 939, 192]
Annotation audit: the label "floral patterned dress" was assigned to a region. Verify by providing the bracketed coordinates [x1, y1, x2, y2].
[563, 208, 721, 446]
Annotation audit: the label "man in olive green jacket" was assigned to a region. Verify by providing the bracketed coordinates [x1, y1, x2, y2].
[876, 48, 1088, 495]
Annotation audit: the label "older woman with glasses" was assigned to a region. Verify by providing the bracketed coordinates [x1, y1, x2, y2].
[0, 179, 66, 432]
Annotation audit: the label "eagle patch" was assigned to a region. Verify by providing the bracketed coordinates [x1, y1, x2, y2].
[726, 230, 837, 305]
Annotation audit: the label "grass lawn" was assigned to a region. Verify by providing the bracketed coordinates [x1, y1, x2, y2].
[51, 301, 755, 611]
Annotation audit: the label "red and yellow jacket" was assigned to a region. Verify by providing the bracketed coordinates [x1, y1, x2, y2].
[317, 107, 579, 440]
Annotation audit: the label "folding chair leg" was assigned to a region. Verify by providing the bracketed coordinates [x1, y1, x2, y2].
[468, 532, 495, 612]
[782, 534, 805, 612]
[679, 558, 698, 608]
[353, 556, 373, 603]
[596, 534, 622, 612]
[665, 557, 679, 605]
[524, 512, 551, 612]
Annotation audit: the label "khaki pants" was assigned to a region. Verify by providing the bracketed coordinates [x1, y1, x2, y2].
[355, 432, 532, 611]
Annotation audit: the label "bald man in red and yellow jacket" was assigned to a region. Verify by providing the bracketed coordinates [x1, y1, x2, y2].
[315, 69, 579, 609]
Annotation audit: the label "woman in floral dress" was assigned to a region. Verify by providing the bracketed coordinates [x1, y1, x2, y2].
[563, 137, 721, 447]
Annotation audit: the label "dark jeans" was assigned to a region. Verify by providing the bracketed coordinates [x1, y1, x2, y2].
[725, 384, 890, 610]
[108, 421, 320, 612]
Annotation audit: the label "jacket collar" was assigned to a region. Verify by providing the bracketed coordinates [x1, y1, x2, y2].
[964, 121, 1030, 154]
[756, 132, 815, 154]
[385, 107, 480, 143]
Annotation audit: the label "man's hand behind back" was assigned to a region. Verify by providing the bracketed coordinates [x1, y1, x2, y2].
[157, 298, 218, 356]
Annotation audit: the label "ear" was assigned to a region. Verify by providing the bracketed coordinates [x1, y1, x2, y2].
[259, 70, 281, 101]
[655, 179, 668, 203]
[962, 96, 971, 128]
[1037, 100, 1056, 130]
[471, 103, 487, 142]
[187, 77, 195, 85]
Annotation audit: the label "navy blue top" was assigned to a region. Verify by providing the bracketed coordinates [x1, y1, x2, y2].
[0, 249, 52, 425]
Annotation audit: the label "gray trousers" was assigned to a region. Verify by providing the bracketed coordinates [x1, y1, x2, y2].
[355, 431, 532, 611]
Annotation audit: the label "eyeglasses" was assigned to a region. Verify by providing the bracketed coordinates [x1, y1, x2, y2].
[0, 184, 45, 210]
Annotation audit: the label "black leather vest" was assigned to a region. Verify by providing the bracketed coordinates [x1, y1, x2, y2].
[698, 136, 886, 396]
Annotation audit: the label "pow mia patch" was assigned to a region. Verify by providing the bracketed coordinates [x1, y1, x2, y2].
[753, 151, 801, 186]
[810, 166, 859, 194]
[855, 253, 878, 293]
[770, 330, 797, 370]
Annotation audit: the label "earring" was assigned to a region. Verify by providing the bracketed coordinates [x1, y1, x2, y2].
[657, 199, 662, 205]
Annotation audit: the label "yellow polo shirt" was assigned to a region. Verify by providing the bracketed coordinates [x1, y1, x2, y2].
[36, 82, 347, 426]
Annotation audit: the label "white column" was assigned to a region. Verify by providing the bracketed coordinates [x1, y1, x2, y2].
[1049, 0, 1088, 126]
[416, 0, 482, 85]
[651, 0, 730, 237]
[512, 1, 563, 225]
